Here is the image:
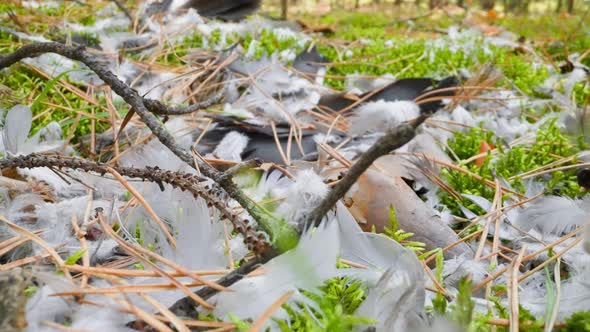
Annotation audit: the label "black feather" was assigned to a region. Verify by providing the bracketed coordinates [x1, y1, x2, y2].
[182, 0, 262, 21]
[318, 76, 460, 114]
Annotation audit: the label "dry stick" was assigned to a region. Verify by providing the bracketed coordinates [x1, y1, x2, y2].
[0, 42, 427, 319]
[0, 154, 265, 252]
[111, 0, 133, 23]
[0, 42, 269, 237]
[302, 121, 418, 230]
[168, 255, 271, 318]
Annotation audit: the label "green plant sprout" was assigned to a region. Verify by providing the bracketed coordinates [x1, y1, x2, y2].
[384, 204, 428, 254]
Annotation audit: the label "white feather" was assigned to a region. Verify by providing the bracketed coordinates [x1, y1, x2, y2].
[462, 194, 493, 212]
[277, 169, 328, 224]
[514, 196, 590, 235]
[348, 100, 420, 136]
[34, 198, 116, 252]
[356, 268, 426, 332]
[333, 206, 426, 331]
[118, 118, 195, 172]
[210, 221, 340, 323]
[442, 254, 491, 287]
[3, 105, 32, 155]
[70, 297, 135, 332]
[564, 68, 589, 98]
[230, 61, 321, 123]
[26, 275, 77, 332]
[520, 267, 590, 320]
[212, 131, 249, 162]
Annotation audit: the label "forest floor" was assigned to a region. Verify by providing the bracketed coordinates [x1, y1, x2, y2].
[0, 1, 590, 331]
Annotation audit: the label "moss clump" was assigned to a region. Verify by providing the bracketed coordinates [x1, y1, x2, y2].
[561, 311, 590, 331]
[0, 64, 113, 139]
[441, 119, 584, 217]
[241, 28, 308, 60]
[318, 35, 547, 94]
[275, 277, 372, 332]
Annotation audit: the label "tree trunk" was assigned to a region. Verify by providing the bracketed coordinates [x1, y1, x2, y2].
[481, 0, 495, 10]
[567, 0, 574, 13]
[281, 0, 288, 19]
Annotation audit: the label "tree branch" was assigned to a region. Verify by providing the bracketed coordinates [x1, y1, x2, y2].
[1, 42, 432, 323]
[111, 0, 134, 23]
[301, 121, 419, 230]
[0, 42, 270, 241]
[167, 253, 274, 318]
[0, 153, 270, 254]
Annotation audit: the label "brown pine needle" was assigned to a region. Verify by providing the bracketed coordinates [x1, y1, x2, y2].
[41, 321, 93, 332]
[510, 246, 526, 332]
[106, 167, 177, 249]
[247, 291, 295, 332]
[52, 281, 208, 296]
[65, 265, 231, 277]
[96, 213, 215, 310]
[0, 230, 44, 256]
[0, 216, 72, 279]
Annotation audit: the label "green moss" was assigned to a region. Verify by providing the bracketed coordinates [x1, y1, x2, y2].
[449, 278, 476, 327]
[275, 277, 373, 332]
[242, 28, 307, 60]
[495, 53, 550, 95]
[561, 311, 590, 331]
[0, 64, 112, 139]
[496, 14, 585, 41]
[441, 119, 584, 217]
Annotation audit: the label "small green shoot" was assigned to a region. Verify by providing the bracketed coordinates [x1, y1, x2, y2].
[64, 248, 87, 265]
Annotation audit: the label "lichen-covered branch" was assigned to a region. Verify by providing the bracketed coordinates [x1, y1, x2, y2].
[142, 74, 228, 115]
[0, 42, 271, 244]
[0, 154, 270, 254]
[1, 42, 430, 322]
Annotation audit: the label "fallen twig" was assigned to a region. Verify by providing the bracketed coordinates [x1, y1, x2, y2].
[0, 42, 270, 239]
